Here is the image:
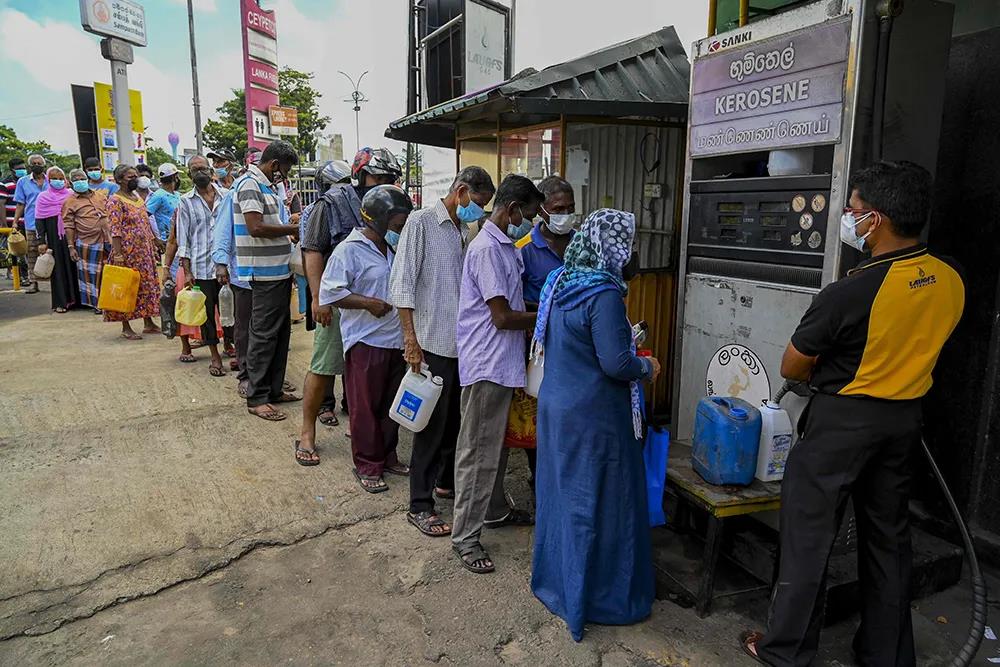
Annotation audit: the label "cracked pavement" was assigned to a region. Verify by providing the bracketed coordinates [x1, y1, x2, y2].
[0, 285, 990, 665]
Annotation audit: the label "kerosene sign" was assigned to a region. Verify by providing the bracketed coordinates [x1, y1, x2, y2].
[690, 16, 851, 157]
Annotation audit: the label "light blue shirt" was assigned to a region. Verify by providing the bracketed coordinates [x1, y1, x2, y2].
[13, 175, 47, 232]
[319, 228, 401, 352]
[212, 180, 288, 290]
[146, 187, 181, 241]
[91, 180, 119, 196]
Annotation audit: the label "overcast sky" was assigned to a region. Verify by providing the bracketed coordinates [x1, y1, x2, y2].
[0, 0, 708, 158]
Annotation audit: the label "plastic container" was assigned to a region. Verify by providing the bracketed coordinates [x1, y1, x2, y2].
[756, 400, 794, 482]
[389, 366, 444, 433]
[33, 250, 54, 279]
[218, 284, 235, 327]
[98, 264, 140, 313]
[160, 279, 177, 339]
[525, 340, 544, 398]
[692, 396, 762, 486]
[175, 285, 208, 327]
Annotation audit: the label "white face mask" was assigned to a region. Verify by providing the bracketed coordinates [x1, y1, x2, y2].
[544, 212, 578, 236]
[136, 176, 152, 190]
[840, 210, 875, 252]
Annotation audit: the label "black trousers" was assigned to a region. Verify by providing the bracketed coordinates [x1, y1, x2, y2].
[409, 351, 460, 514]
[757, 393, 921, 667]
[232, 284, 252, 383]
[246, 278, 292, 408]
[194, 279, 221, 345]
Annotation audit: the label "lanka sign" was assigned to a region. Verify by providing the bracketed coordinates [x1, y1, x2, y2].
[242, 0, 279, 149]
[79, 0, 147, 47]
[689, 16, 851, 157]
[94, 82, 145, 171]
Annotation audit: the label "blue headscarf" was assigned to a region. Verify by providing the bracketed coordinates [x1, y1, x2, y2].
[533, 208, 644, 439]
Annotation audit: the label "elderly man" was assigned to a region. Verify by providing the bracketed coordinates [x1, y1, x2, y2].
[12, 154, 48, 293]
[209, 150, 238, 189]
[176, 156, 229, 377]
[389, 166, 496, 538]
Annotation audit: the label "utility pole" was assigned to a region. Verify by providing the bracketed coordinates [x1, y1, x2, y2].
[339, 70, 369, 154]
[100, 38, 135, 167]
[187, 0, 203, 155]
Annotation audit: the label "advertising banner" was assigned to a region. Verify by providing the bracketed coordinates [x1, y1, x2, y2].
[464, 0, 509, 94]
[79, 0, 147, 47]
[93, 81, 145, 170]
[268, 105, 298, 136]
[689, 16, 851, 157]
[242, 0, 279, 151]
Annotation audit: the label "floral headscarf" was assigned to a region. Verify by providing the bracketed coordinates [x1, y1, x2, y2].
[534, 208, 644, 439]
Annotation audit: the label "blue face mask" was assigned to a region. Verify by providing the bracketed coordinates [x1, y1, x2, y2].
[49, 179, 65, 190]
[215, 167, 229, 178]
[456, 192, 485, 223]
[87, 170, 103, 181]
[72, 180, 90, 193]
[506, 206, 531, 240]
[385, 230, 401, 249]
[14, 168, 26, 178]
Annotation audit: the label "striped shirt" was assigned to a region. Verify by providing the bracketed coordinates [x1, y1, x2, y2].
[457, 221, 527, 387]
[176, 183, 228, 280]
[388, 199, 468, 359]
[233, 165, 291, 282]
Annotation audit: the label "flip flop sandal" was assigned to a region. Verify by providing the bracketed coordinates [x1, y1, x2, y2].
[143, 327, 161, 334]
[318, 412, 339, 427]
[453, 543, 495, 574]
[229, 359, 240, 371]
[484, 508, 534, 529]
[209, 365, 226, 377]
[352, 469, 388, 493]
[273, 392, 302, 404]
[178, 354, 197, 363]
[434, 487, 455, 500]
[282, 381, 297, 393]
[293, 440, 319, 467]
[54, 307, 67, 314]
[238, 381, 250, 399]
[248, 406, 286, 422]
[385, 462, 410, 477]
[225, 348, 237, 358]
[407, 511, 451, 537]
[739, 631, 768, 665]
[190, 340, 206, 349]
[120, 332, 143, 341]
[93, 309, 103, 315]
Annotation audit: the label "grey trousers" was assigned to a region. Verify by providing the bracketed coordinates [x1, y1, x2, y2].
[452, 381, 514, 550]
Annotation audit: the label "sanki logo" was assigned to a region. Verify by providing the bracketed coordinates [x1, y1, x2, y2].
[709, 30, 753, 53]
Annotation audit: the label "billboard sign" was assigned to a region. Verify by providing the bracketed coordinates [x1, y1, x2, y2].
[463, 0, 510, 94]
[79, 0, 147, 47]
[268, 105, 299, 136]
[689, 16, 850, 157]
[93, 81, 145, 170]
[242, 0, 280, 151]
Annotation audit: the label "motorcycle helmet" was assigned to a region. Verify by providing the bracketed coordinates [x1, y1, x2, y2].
[360, 185, 414, 233]
[315, 160, 351, 193]
[352, 147, 402, 181]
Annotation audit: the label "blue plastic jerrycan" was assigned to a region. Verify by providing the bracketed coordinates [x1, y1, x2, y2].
[692, 396, 762, 486]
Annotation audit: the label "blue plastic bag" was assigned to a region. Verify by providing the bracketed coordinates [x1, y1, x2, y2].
[644, 424, 670, 527]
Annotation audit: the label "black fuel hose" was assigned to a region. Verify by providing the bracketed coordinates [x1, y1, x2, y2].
[920, 437, 987, 667]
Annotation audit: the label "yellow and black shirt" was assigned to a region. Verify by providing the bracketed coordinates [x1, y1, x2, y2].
[791, 245, 965, 400]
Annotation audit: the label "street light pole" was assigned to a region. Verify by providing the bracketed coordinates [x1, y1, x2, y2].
[187, 0, 203, 155]
[339, 70, 369, 154]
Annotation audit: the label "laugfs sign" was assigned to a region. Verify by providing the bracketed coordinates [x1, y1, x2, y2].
[242, 0, 279, 151]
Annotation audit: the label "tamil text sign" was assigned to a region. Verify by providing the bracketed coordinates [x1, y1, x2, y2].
[242, 0, 279, 150]
[79, 0, 147, 47]
[689, 16, 851, 157]
[268, 106, 298, 136]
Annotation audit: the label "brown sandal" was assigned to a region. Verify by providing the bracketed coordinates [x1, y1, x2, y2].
[248, 405, 286, 422]
[739, 631, 768, 665]
[273, 392, 301, 404]
[293, 440, 319, 466]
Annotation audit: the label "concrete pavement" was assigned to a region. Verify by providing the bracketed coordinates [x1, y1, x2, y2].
[0, 282, 994, 665]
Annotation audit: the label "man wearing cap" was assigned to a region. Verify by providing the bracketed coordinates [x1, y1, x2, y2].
[209, 151, 237, 189]
[84, 157, 118, 196]
[146, 163, 182, 242]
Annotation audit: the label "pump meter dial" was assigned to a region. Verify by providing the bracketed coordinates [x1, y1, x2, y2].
[811, 194, 827, 212]
[791, 195, 807, 213]
[799, 213, 813, 230]
[790, 231, 803, 247]
[807, 231, 823, 249]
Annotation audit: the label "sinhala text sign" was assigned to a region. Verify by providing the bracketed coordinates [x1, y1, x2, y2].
[79, 0, 147, 47]
[689, 16, 850, 158]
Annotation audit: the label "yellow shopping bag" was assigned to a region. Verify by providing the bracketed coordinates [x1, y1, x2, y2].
[504, 388, 537, 449]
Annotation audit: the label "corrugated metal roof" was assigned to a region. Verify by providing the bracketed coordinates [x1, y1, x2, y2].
[386, 25, 691, 147]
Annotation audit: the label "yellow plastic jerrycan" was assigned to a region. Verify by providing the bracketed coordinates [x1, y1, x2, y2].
[98, 264, 140, 313]
[175, 286, 208, 327]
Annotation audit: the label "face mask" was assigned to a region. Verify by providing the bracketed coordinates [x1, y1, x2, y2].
[30, 164, 45, 175]
[14, 168, 26, 178]
[507, 219, 532, 240]
[215, 167, 229, 179]
[544, 212, 578, 236]
[622, 251, 640, 281]
[137, 176, 151, 190]
[49, 179, 65, 190]
[456, 191, 485, 223]
[87, 170, 102, 181]
[840, 210, 875, 252]
[125, 178, 139, 193]
[72, 180, 90, 194]
[385, 230, 401, 250]
[276, 182, 288, 201]
[192, 171, 212, 188]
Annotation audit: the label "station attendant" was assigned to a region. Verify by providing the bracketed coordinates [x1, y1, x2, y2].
[742, 161, 966, 667]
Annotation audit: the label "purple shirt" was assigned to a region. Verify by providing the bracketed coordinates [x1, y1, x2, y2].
[457, 221, 527, 387]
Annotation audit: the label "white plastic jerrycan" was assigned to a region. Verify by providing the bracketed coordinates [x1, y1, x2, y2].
[755, 401, 794, 482]
[390, 365, 444, 433]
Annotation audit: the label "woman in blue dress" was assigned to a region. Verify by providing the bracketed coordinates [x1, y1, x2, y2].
[531, 208, 660, 641]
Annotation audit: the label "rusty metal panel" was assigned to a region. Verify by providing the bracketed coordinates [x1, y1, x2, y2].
[626, 272, 675, 416]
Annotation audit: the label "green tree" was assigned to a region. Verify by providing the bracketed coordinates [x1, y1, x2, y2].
[202, 67, 331, 163]
[145, 146, 175, 171]
[0, 125, 80, 176]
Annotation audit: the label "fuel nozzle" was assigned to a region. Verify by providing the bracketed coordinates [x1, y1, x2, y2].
[772, 380, 812, 404]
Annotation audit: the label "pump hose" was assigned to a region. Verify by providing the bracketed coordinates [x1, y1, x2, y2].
[920, 437, 987, 667]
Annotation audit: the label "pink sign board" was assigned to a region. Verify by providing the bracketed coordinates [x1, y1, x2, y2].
[242, 0, 278, 150]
